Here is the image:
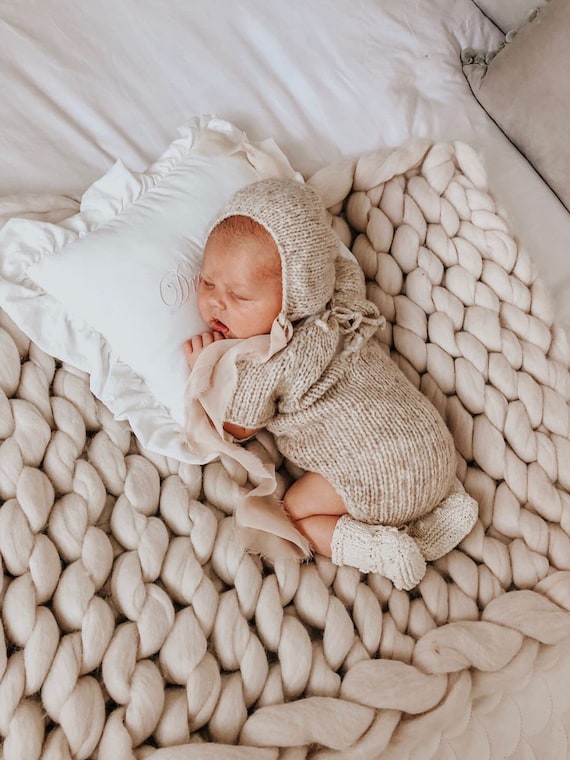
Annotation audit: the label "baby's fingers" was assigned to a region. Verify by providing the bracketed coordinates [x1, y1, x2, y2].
[183, 339, 197, 365]
[183, 331, 226, 369]
[200, 331, 218, 348]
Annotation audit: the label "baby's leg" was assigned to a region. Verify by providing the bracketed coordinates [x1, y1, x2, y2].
[284, 473, 346, 557]
[284, 472, 348, 522]
[284, 472, 426, 590]
[295, 515, 339, 557]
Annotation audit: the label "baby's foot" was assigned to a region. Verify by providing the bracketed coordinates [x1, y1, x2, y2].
[407, 478, 478, 561]
[331, 515, 426, 591]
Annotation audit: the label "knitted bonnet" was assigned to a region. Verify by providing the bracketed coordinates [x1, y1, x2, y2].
[212, 178, 338, 322]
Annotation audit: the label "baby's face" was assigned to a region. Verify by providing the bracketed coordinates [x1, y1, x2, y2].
[198, 232, 282, 339]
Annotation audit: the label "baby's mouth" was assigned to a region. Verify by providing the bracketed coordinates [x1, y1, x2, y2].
[212, 318, 229, 336]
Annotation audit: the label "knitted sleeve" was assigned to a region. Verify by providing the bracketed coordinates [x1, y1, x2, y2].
[225, 353, 286, 430]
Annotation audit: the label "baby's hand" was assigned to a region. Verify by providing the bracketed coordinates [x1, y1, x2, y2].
[184, 331, 225, 370]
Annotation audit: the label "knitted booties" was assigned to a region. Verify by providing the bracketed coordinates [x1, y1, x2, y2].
[407, 478, 479, 561]
[331, 515, 426, 591]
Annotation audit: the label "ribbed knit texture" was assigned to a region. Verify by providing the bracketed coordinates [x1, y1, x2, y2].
[226, 253, 458, 528]
[407, 478, 479, 561]
[330, 516, 427, 590]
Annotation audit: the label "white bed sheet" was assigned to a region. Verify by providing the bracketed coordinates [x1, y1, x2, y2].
[0, 0, 569, 328]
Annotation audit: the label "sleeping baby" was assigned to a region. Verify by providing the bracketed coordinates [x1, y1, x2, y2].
[183, 178, 478, 590]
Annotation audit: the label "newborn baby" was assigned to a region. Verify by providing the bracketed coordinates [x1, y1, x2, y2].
[184, 178, 478, 590]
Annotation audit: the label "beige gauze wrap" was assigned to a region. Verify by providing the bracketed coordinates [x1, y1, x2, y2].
[185, 178, 350, 560]
[184, 315, 313, 560]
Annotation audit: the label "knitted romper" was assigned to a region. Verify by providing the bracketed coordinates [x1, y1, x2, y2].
[216, 181, 458, 528]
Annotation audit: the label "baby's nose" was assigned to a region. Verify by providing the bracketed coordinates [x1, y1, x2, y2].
[209, 291, 225, 310]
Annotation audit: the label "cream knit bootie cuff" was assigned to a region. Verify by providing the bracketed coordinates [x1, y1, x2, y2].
[331, 515, 426, 591]
[407, 478, 479, 561]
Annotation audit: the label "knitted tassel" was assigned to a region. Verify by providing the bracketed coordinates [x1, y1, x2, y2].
[331, 515, 426, 590]
[407, 478, 479, 561]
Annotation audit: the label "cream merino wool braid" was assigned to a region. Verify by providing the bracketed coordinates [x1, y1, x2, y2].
[208, 178, 478, 589]
[7, 141, 570, 757]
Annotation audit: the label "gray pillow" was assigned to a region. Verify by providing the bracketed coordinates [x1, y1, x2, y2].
[464, 0, 570, 212]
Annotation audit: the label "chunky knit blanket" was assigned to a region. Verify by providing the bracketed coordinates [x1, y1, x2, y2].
[1, 141, 570, 759]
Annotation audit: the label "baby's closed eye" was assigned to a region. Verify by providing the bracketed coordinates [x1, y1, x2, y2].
[199, 274, 214, 289]
[230, 291, 250, 302]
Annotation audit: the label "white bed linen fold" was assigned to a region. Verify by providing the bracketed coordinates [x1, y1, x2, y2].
[1, 0, 568, 328]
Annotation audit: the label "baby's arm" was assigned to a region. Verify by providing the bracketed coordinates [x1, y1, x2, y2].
[184, 332, 260, 440]
[225, 353, 283, 440]
[223, 421, 259, 440]
[183, 331, 225, 370]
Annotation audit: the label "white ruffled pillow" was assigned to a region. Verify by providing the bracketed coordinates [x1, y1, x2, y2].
[0, 116, 300, 463]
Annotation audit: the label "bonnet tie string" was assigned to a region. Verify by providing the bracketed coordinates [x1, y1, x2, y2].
[314, 303, 386, 355]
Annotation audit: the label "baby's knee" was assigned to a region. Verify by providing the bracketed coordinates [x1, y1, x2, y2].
[284, 471, 347, 521]
[283, 481, 311, 521]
